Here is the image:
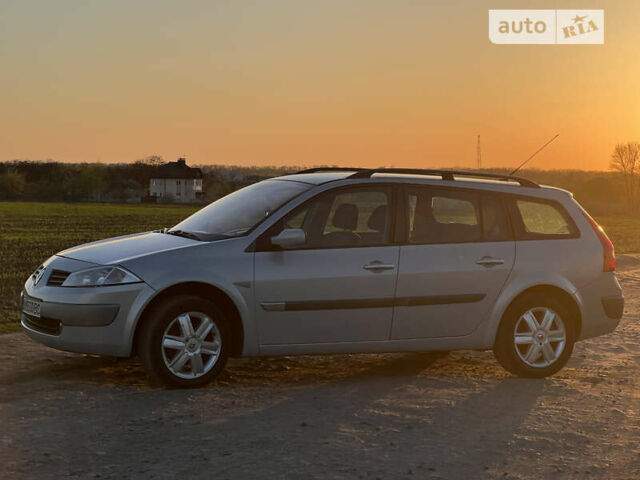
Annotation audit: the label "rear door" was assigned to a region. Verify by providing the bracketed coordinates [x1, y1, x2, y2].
[391, 186, 515, 339]
[254, 184, 400, 346]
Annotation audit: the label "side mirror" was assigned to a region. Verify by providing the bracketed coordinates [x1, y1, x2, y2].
[271, 228, 306, 249]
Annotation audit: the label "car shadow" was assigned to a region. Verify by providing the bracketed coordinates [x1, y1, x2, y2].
[1, 347, 505, 393]
[1, 347, 562, 479]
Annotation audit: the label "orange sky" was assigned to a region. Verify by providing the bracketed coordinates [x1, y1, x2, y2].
[1, 0, 638, 170]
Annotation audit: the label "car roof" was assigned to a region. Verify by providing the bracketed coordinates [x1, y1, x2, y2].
[276, 172, 355, 185]
[275, 170, 571, 199]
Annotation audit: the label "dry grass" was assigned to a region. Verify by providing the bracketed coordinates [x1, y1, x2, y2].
[595, 215, 640, 255]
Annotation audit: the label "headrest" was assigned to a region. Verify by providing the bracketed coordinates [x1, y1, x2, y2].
[367, 205, 387, 232]
[332, 203, 358, 230]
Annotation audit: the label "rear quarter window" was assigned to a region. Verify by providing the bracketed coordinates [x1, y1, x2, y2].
[510, 197, 578, 240]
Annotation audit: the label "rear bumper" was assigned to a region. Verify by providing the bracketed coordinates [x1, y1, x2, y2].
[576, 273, 624, 340]
[601, 295, 624, 319]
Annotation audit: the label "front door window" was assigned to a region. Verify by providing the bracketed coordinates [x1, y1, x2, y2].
[275, 186, 392, 249]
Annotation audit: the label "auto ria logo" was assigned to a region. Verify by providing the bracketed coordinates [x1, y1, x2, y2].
[489, 10, 604, 44]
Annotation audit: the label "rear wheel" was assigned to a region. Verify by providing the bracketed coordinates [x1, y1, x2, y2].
[138, 295, 229, 388]
[493, 293, 575, 378]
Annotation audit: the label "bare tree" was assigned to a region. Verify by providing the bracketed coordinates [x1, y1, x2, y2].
[136, 155, 164, 166]
[610, 142, 640, 208]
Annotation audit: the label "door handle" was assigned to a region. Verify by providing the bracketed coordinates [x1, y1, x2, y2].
[363, 262, 396, 271]
[476, 257, 505, 267]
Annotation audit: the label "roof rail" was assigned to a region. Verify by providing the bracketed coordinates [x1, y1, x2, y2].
[348, 168, 539, 188]
[295, 167, 367, 174]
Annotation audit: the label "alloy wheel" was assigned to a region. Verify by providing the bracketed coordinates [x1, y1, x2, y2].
[161, 311, 221, 379]
[514, 307, 567, 368]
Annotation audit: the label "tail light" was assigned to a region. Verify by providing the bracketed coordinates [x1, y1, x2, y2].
[581, 210, 615, 272]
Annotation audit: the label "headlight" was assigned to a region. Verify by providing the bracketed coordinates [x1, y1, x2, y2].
[61, 266, 142, 287]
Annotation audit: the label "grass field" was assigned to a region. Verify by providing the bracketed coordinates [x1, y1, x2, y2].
[1, 201, 639, 329]
[1, 202, 198, 328]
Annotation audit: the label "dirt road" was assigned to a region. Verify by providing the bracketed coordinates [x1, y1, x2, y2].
[2, 258, 640, 479]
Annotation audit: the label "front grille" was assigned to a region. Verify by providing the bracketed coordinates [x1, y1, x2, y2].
[23, 314, 61, 335]
[47, 269, 70, 286]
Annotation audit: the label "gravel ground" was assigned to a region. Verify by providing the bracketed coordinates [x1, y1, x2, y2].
[1, 257, 640, 479]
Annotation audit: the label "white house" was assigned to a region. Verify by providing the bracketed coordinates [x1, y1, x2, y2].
[149, 158, 203, 203]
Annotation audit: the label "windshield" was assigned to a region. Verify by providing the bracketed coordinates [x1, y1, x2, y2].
[170, 179, 311, 240]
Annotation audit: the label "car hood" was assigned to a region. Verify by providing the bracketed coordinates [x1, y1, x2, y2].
[57, 231, 199, 265]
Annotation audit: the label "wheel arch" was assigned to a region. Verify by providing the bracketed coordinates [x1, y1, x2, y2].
[491, 284, 582, 347]
[131, 282, 245, 358]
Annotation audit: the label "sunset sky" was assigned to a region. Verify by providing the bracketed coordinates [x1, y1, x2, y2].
[1, 0, 638, 170]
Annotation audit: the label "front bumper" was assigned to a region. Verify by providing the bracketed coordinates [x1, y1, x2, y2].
[23, 299, 120, 330]
[20, 256, 155, 357]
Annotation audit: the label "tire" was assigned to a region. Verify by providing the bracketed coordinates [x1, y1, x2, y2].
[493, 293, 576, 378]
[138, 295, 229, 388]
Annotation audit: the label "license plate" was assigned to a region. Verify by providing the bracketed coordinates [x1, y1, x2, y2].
[22, 295, 42, 318]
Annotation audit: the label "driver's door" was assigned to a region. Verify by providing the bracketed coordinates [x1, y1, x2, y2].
[253, 185, 399, 347]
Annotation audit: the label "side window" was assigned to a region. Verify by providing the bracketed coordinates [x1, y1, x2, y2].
[318, 189, 391, 247]
[407, 188, 481, 244]
[432, 196, 478, 226]
[514, 199, 575, 237]
[481, 195, 511, 242]
[275, 187, 392, 249]
[284, 207, 308, 229]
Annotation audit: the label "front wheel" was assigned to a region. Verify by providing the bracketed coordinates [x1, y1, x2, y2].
[493, 293, 575, 378]
[138, 295, 229, 388]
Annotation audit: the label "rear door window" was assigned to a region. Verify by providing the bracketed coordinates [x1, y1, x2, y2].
[406, 188, 482, 244]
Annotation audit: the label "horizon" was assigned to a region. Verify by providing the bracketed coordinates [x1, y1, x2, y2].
[1, 1, 638, 170]
[0, 157, 624, 174]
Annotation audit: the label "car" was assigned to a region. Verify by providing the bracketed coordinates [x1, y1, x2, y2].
[20, 168, 624, 388]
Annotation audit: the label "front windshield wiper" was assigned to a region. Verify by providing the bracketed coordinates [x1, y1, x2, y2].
[222, 228, 250, 238]
[162, 228, 203, 241]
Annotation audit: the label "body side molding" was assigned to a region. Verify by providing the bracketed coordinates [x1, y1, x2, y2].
[260, 294, 486, 312]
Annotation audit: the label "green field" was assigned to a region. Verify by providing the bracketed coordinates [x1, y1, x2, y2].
[0, 202, 198, 328]
[1, 202, 639, 330]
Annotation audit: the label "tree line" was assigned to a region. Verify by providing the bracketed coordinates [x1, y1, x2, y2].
[0, 156, 299, 203]
[0, 153, 636, 216]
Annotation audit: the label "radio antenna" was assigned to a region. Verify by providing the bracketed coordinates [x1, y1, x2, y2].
[510, 134, 559, 175]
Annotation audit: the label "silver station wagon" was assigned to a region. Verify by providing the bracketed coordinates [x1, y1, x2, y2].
[21, 168, 624, 388]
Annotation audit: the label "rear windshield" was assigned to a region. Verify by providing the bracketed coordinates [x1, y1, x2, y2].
[170, 180, 311, 241]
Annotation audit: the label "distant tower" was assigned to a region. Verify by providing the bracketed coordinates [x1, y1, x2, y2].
[476, 134, 482, 169]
